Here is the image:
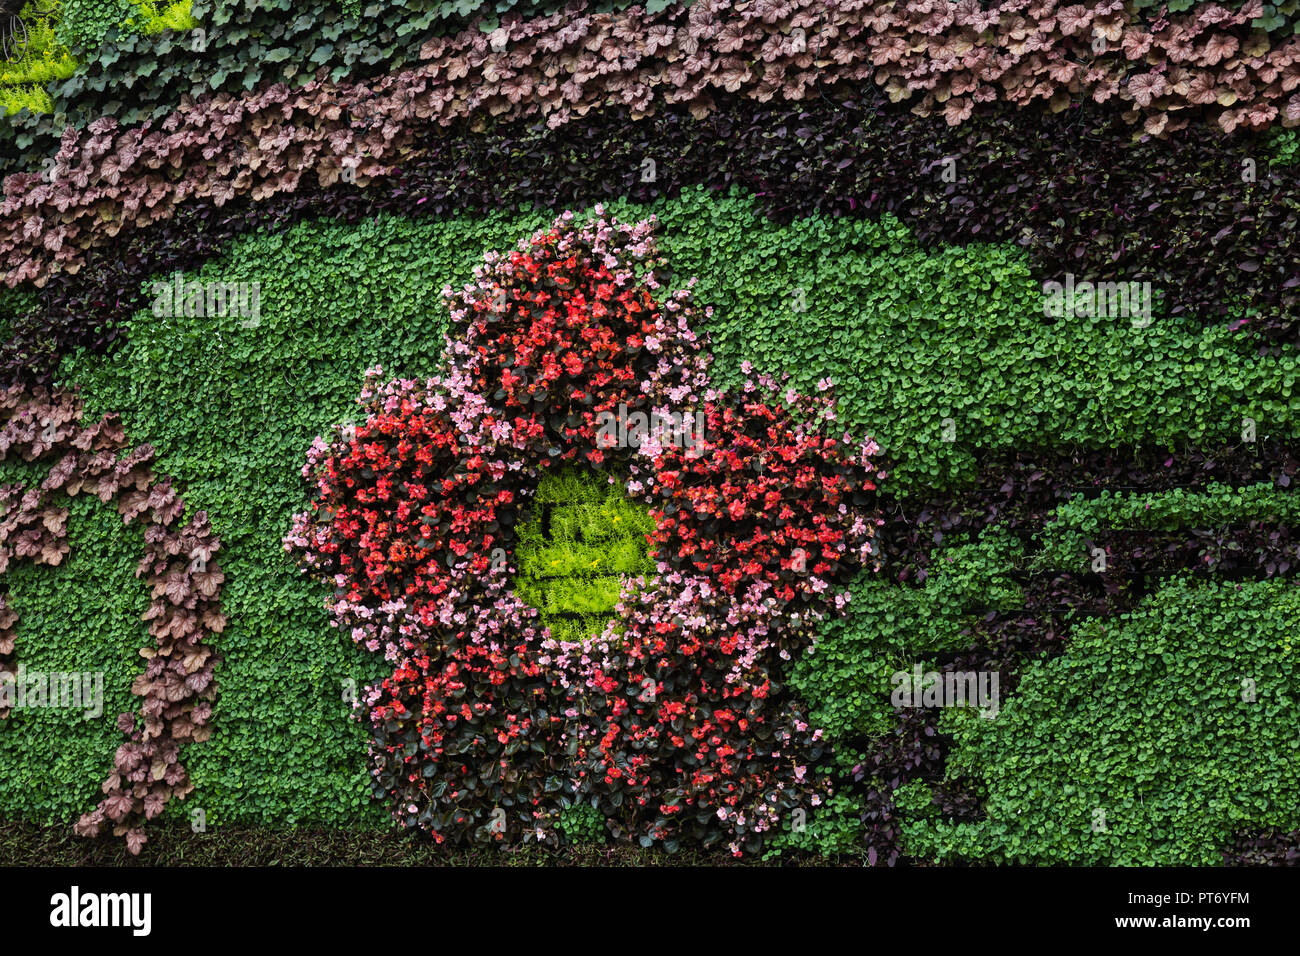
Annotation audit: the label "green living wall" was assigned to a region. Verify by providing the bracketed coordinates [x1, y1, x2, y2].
[1, 187, 1295, 862]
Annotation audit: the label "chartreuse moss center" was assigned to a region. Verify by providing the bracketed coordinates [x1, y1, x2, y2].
[513, 468, 656, 644]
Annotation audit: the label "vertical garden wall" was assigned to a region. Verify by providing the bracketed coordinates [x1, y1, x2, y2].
[0, 0, 1297, 867]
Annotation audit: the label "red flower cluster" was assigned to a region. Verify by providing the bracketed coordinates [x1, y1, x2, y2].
[364, 610, 566, 843]
[301, 396, 519, 637]
[648, 398, 876, 599]
[569, 386, 882, 854]
[291, 377, 573, 844]
[446, 220, 682, 467]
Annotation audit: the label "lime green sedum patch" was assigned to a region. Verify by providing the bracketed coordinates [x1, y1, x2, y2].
[513, 469, 655, 645]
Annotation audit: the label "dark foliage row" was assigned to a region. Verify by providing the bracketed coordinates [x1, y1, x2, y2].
[5, 817, 1286, 865]
[1222, 829, 1300, 866]
[850, 442, 1300, 865]
[8, 82, 1296, 387]
[874, 440, 1300, 584]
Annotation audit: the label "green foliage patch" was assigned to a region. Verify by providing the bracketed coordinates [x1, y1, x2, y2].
[0, 478, 148, 821]
[659, 191, 1299, 496]
[1046, 482, 1300, 531]
[790, 534, 1025, 743]
[556, 803, 607, 845]
[901, 577, 1300, 865]
[52, 0, 192, 54]
[1265, 126, 1300, 167]
[0, 0, 190, 115]
[1028, 482, 1300, 573]
[0, 2, 77, 116]
[54, 0, 137, 53]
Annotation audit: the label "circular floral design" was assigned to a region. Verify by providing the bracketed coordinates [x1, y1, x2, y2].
[288, 210, 884, 855]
